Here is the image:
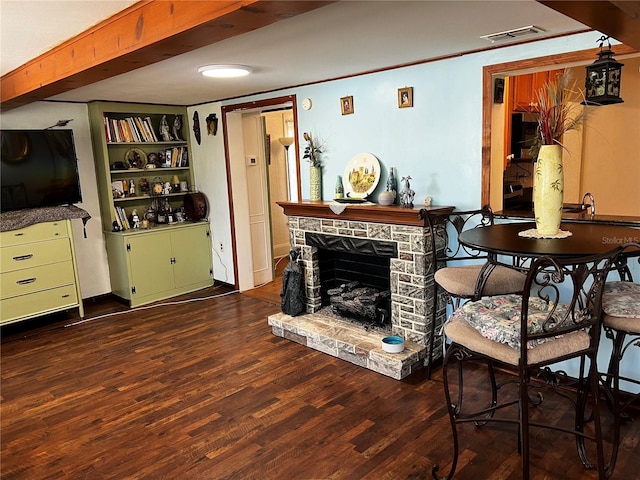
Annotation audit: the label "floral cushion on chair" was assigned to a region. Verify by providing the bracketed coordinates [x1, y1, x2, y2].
[603, 281, 640, 318]
[454, 294, 572, 351]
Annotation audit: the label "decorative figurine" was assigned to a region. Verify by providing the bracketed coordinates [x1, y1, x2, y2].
[387, 167, 398, 200]
[147, 152, 159, 168]
[129, 179, 136, 197]
[129, 209, 140, 229]
[206, 113, 218, 136]
[144, 205, 156, 226]
[162, 182, 172, 195]
[399, 176, 415, 208]
[172, 115, 183, 141]
[171, 175, 181, 193]
[138, 177, 150, 195]
[159, 115, 173, 141]
[192, 111, 201, 145]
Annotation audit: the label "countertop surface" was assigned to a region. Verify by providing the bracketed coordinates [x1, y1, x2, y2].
[496, 209, 640, 227]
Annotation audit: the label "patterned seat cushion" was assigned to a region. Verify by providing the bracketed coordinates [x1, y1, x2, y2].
[450, 294, 573, 351]
[603, 281, 640, 318]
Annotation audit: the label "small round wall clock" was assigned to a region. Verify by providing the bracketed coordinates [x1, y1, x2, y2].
[301, 98, 313, 111]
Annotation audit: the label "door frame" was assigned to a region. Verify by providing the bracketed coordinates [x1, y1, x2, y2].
[221, 95, 301, 290]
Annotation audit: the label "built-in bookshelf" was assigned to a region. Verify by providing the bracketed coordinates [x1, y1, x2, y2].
[88, 101, 213, 307]
[88, 102, 197, 232]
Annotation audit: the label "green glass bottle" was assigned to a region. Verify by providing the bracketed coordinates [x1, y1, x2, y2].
[335, 175, 344, 199]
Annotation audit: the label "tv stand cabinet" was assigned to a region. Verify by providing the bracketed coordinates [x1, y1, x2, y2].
[1, 220, 84, 325]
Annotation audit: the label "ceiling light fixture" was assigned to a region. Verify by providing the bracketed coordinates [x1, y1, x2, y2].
[198, 65, 253, 78]
[480, 25, 545, 43]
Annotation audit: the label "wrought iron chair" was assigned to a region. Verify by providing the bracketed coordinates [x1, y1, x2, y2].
[420, 206, 527, 378]
[599, 244, 640, 474]
[432, 246, 621, 480]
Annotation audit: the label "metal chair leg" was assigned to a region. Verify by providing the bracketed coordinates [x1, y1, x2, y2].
[432, 344, 461, 480]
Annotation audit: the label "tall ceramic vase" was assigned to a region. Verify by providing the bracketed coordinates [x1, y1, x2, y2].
[533, 145, 564, 235]
[309, 166, 322, 201]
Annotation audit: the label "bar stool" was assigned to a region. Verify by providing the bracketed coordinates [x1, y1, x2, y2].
[432, 248, 621, 480]
[600, 274, 640, 473]
[420, 206, 527, 378]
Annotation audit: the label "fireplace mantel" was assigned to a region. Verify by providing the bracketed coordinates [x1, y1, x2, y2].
[277, 201, 454, 226]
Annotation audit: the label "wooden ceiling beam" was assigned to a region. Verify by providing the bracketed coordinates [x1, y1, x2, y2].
[0, 0, 334, 111]
[538, 1, 640, 49]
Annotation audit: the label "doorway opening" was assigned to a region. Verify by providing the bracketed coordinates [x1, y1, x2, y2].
[222, 95, 301, 291]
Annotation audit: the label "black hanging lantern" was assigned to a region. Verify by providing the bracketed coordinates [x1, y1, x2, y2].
[584, 36, 624, 106]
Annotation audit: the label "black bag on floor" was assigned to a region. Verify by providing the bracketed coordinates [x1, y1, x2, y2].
[280, 249, 305, 316]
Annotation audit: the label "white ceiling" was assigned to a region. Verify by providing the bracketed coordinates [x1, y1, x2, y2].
[1, 1, 590, 106]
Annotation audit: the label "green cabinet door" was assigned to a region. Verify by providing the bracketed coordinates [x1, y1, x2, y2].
[127, 232, 175, 299]
[171, 224, 212, 289]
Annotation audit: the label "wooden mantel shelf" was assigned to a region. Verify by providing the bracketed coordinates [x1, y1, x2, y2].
[277, 201, 454, 227]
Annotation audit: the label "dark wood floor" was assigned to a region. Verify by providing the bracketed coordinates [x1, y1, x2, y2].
[2, 277, 639, 479]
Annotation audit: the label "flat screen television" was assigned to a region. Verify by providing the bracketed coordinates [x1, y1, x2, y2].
[1, 129, 82, 212]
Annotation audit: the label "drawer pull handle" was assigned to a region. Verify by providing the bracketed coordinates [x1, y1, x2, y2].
[16, 278, 36, 285]
[61, 294, 70, 298]
[14, 233, 24, 237]
[13, 254, 33, 261]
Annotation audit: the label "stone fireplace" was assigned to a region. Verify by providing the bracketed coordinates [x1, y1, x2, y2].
[269, 202, 451, 380]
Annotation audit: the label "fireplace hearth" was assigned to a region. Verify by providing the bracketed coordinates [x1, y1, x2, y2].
[271, 202, 452, 379]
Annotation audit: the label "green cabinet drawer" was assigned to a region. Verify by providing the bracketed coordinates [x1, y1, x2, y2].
[0, 284, 78, 325]
[1, 238, 72, 273]
[0, 221, 68, 246]
[1, 261, 75, 299]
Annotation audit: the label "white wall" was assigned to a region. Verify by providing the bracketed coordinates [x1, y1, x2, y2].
[185, 104, 235, 285]
[0, 102, 111, 299]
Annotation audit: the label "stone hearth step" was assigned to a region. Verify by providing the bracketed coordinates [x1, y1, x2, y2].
[268, 312, 426, 380]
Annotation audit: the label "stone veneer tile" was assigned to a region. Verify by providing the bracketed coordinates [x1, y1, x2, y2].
[348, 221, 367, 230]
[300, 218, 322, 231]
[399, 252, 414, 261]
[368, 224, 392, 239]
[399, 283, 427, 298]
[390, 259, 407, 273]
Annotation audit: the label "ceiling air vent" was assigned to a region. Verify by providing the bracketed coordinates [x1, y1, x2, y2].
[480, 25, 546, 43]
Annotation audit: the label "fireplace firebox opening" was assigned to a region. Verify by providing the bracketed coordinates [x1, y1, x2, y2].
[305, 232, 397, 329]
[318, 249, 391, 327]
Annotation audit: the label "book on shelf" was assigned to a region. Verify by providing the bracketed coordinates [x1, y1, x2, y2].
[115, 206, 130, 230]
[144, 117, 159, 141]
[113, 206, 123, 230]
[104, 114, 161, 143]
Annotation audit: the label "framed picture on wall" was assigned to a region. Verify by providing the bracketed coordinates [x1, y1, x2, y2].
[341, 96, 354, 115]
[398, 87, 413, 108]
